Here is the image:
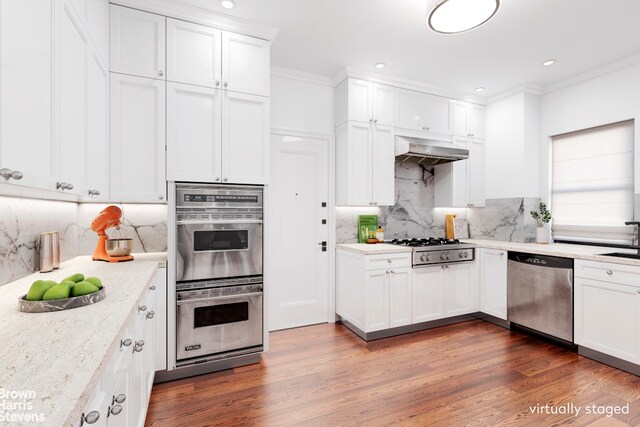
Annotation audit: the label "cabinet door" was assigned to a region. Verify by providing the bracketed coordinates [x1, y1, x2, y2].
[222, 32, 269, 96]
[221, 91, 269, 184]
[396, 89, 427, 131]
[467, 139, 485, 207]
[86, 52, 109, 200]
[389, 267, 412, 328]
[372, 83, 395, 126]
[154, 268, 167, 372]
[167, 83, 222, 182]
[433, 160, 468, 208]
[59, 3, 89, 196]
[0, 0, 57, 190]
[110, 74, 166, 202]
[445, 262, 478, 317]
[412, 266, 445, 323]
[424, 95, 451, 135]
[143, 289, 156, 396]
[87, 0, 109, 61]
[480, 249, 507, 320]
[575, 278, 640, 364]
[110, 5, 165, 80]
[167, 19, 222, 88]
[372, 124, 395, 206]
[469, 104, 486, 139]
[344, 121, 373, 206]
[79, 372, 109, 427]
[348, 79, 373, 124]
[107, 366, 130, 427]
[129, 308, 147, 427]
[365, 270, 390, 332]
[451, 101, 469, 137]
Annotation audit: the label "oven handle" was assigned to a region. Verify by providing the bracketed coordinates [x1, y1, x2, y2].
[176, 291, 263, 306]
[176, 219, 264, 225]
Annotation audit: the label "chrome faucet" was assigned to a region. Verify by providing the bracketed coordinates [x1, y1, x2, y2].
[626, 221, 640, 255]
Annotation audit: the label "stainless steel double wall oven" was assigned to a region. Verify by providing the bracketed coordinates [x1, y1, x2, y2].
[175, 184, 264, 365]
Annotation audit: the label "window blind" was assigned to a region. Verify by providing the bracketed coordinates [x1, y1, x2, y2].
[551, 120, 635, 245]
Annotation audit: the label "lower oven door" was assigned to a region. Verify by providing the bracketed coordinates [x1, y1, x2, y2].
[176, 291, 263, 361]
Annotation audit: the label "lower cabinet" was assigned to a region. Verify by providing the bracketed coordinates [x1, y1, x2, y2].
[479, 248, 508, 320]
[79, 271, 161, 427]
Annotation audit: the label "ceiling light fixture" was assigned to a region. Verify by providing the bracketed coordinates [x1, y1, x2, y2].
[220, 0, 236, 9]
[375, 63, 386, 69]
[427, 0, 500, 34]
[543, 59, 556, 66]
[474, 87, 485, 93]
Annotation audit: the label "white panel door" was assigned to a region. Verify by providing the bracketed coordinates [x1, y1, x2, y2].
[110, 5, 165, 80]
[167, 19, 222, 88]
[348, 79, 372, 124]
[396, 89, 427, 131]
[59, 3, 89, 196]
[110, 74, 166, 202]
[372, 83, 395, 126]
[468, 139, 486, 207]
[346, 121, 373, 205]
[222, 91, 269, 184]
[87, 0, 109, 61]
[372, 124, 395, 206]
[366, 270, 390, 332]
[424, 95, 451, 135]
[86, 52, 109, 200]
[222, 32, 269, 96]
[389, 267, 412, 328]
[269, 135, 329, 331]
[575, 278, 640, 364]
[444, 263, 478, 317]
[412, 266, 445, 323]
[479, 249, 507, 320]
[0, 0, 57, 190]
[451, 101, 469, 137]
[167, 82, 222, 182]
[469, 104, 486, 139]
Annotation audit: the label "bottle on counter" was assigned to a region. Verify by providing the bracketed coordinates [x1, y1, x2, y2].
[376, 225, 385, 243]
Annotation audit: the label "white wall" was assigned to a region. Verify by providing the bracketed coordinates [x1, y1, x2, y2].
[540, 63, 640, 202]
[270, 70, 334, 134]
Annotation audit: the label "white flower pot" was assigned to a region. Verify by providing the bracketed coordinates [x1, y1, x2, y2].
[536, 225, 550, 244]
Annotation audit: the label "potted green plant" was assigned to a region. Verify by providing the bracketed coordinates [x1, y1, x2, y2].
[530, 202, 552, 244]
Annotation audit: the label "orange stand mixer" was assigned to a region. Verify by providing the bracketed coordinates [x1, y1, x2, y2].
[91, 205, 134, 263]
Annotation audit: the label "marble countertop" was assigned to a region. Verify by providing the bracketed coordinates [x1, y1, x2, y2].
[336, 243, 413, 255]
[0, 252, 167, 427]
[464, 239, 640, 267]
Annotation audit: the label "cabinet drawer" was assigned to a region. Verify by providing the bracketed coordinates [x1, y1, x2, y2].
[364, 253, 411, 270]
[575, 259, 640, 287]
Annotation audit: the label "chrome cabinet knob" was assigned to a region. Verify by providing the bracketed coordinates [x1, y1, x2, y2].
[138, 305, 147, 312]
[83, 410, 100, 424]
[387, 259, 392, 264]
[149, 285, 156, 291]
[110, 405, 123, 416]
[223, 82, 228, 88]
[606, 270, 613, 275]
[114, 394, 126, 404]
[223, 177, 228, 182]
[88, 189, 101, 196]
[215, 80, 220, 86]
[499, 252, 504, 256]
[386, 270, 390, 274]
[11, 170, 23, 180]
[121, 338, 132, 347]
[146, 311, 155, 319]
[215, 177, 221, 181]
[57, 182, 73, 190]
[158, 70, 164, 77]
[374, 119, 378, 124]
[390, 270, 395, 274]
[158, 195, 164, 200]
[134, 340, 145, 352]
[0, 168, 12, 180]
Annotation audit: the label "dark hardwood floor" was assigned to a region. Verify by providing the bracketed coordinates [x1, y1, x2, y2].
[147, 321, 640, 426]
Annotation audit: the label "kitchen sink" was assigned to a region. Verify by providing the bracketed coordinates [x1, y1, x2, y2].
[601, 252, 640, 260]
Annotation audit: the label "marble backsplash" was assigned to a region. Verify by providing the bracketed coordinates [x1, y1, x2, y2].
[0, 196, 167, 286]
[335, 163, 540, 244]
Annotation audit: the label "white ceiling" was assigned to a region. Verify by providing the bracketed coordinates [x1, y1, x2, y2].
[174, 0, 640, 97]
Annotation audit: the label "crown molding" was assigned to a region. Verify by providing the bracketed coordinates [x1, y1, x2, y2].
[270, 67, 334, 87]
[487, 84, 543, 104]
[332, 66, 487, 105]
[110, 0, 279, 41]
[542, 53, 640, 95]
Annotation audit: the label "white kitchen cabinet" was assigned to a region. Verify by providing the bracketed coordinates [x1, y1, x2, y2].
[58, 2, 89, 196]
[412, 266, 445, 323]
[467, 139, 486, 207]
[389, 267, 412, 327]
[110, 73, 166, 202]
[222, 32, 270, 96]
[222, 91, 269, 184]
[110, 5, 166, 80]
[167, 83, 222, 182]
[469, 104, 486, 140]
[79, 370, 110, 427]
[396, 89, 451, 136]
[433, 139, 485, 208]
[479, 248, 508, 320]
[86, 52, 109, 200]
[336, 121, 395, 206]
[0, 0, 57, 190]
[154, 268, 167, 372]
[574, 260, 640, 365]
[166, 19, 222, 88]
[365, 270, 390, 332]
[335, 79, 395, 127]
[444, 263, 479, 317]
[451, 102, 486, 140]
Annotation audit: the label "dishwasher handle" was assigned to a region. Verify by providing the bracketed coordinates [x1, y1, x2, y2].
[508, 251, 573, 269]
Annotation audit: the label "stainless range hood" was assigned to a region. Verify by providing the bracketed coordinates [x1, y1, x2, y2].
[395, 135, 469, 166]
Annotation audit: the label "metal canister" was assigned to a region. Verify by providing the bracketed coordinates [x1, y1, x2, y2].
[50, 231, 60, 269]
[39, 233, 54, 273]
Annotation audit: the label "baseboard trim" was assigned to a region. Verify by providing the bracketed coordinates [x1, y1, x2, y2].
[472, 312, 510, 329]
[578, 346, 640, 376]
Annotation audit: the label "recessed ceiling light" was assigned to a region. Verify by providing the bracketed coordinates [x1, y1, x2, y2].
[474, 87, 485, 93]
[220, 0, 236, 9]
[543, 59, 556, 66]
[427, 0, 500, 34]
[375, 63, 386, 69]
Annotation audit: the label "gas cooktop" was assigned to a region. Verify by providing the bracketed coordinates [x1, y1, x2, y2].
[390, 238, 463, 247]
[389, 238, 475, 266]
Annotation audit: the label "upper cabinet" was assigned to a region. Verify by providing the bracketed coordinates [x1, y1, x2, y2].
[451, 101, 486, 139]
[110, 5, 166, 80]
[222, 32, 270, 96]
[433, 139, 486, 208]
[335, 79, 395, 127]
[86, 0, 109, 62]
[396, 89, 451, 137]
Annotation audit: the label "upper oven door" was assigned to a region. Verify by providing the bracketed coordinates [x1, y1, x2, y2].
[177, 221, 263, 282]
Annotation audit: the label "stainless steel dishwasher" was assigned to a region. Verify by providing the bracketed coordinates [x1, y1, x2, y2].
[507, 252, 574, 343]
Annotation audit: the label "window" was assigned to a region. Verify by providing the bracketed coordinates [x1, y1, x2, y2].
[551, 120, 634, 245]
